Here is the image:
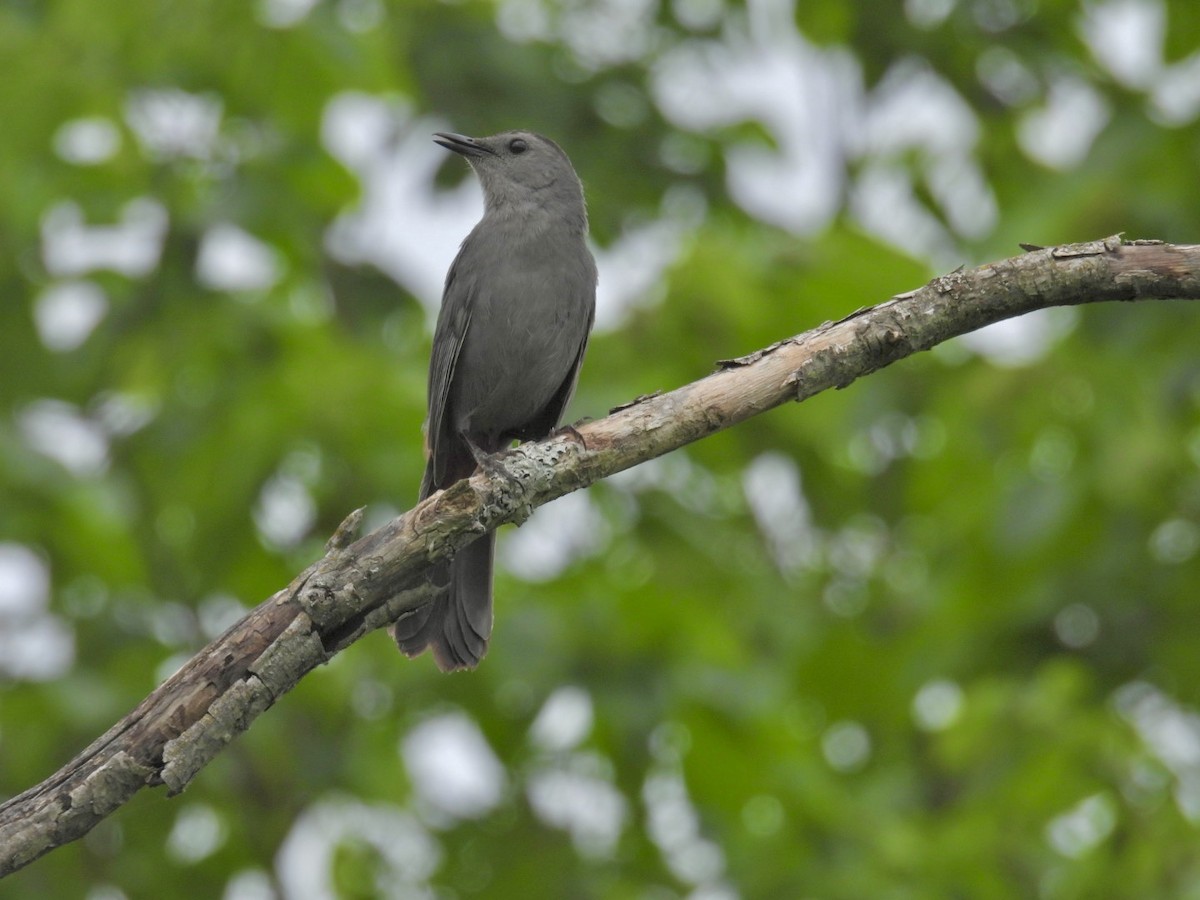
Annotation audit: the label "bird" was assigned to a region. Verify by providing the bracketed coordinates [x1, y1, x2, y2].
[391, 130, 597, 671]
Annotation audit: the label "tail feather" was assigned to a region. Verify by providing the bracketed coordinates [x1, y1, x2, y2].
[392, 533, 494, 671]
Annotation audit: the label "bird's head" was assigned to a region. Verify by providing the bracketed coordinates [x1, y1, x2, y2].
[434, 130, 588, 231]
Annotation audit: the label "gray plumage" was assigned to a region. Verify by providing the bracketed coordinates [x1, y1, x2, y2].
[391, 130, 597, 671]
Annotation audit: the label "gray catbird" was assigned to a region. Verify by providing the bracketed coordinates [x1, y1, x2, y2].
[391, 130, 597, 671]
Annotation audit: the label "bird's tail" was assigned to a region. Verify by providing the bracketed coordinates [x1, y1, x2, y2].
[391, 533, 494, 671]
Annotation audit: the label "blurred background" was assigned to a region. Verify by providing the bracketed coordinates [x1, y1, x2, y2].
[3, 0, 1200, 897]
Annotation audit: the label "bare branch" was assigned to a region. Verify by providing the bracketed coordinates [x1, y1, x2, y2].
[3, 236, 1199, 876]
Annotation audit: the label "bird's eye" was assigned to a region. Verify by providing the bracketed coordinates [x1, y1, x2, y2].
[509, 138, 528, 154]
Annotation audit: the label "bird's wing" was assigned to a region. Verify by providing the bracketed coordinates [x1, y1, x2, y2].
[546, 311, 593, 428]
[514, 286, 595, 441]
[424, 250, 473, 495]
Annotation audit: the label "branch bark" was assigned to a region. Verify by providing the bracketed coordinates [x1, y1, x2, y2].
[3, 236, 1199, 876]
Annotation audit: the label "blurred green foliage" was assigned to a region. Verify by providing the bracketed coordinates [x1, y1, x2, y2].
[3, 1, 1200, 898]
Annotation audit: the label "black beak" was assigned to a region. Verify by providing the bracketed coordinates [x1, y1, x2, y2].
[433, 132, 496, 158]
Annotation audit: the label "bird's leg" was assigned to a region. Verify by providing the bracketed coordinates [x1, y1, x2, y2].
[464, 435, 521, 488]
[466, 438, 498, 470]
[550, 421, 589, 450]
[463, 435, 535, 525]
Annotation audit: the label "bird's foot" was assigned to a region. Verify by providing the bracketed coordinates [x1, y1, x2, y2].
[467, 440, 522, 490]
[465, 440, 536, 524]
[551, 421, 589, 450]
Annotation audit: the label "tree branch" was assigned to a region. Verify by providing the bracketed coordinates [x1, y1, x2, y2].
[3, 236, 1199, 877]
